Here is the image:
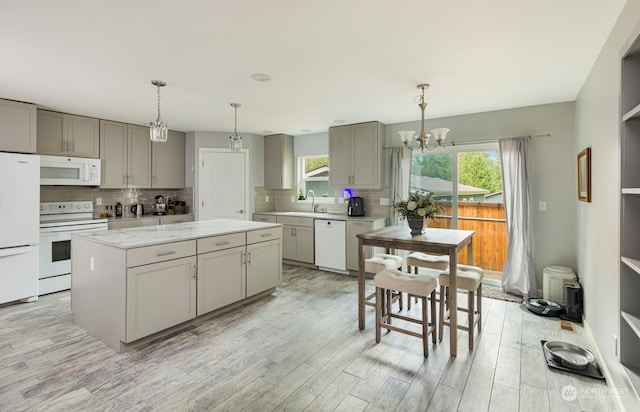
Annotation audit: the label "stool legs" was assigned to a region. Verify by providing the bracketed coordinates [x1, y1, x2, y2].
[439, 284, 482, 350]
[375, 286, 435, 358]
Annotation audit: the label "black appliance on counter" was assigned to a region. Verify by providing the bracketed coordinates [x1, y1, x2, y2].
[347, 197, 365, 216]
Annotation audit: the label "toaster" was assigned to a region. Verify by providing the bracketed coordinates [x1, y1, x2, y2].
[347, 197, 365, 216]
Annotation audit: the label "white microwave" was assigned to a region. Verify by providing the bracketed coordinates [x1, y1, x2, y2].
[40, 155, 101, 186]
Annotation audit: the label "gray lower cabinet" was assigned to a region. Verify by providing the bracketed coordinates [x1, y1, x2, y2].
[0, 98, 37, 154]
[346, 219, 387, 271]
[37, 110, 100, 158]
[126, 256, 197, 342]
[282, 224, 314, 263]
[247, 238, 282, 296]
[197, 232, 247, 314]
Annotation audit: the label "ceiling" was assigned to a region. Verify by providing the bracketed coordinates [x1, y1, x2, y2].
[0, 0, 626, 137]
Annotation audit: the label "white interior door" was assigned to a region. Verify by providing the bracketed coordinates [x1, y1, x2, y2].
[198, 149, 248, 221]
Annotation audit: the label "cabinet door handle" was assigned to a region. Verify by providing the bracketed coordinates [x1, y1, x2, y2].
[215, 240, 230, 246]
[237, 209, 245, 214]
[260, 233, 272, 238]
[192, 264, 197, 280]
[247, 251, 251, 265]
[156, 250, 176, 257]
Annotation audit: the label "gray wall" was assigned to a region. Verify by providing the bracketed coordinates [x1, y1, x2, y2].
[575, 0, 640, 408]
[385, 102, 577, 286]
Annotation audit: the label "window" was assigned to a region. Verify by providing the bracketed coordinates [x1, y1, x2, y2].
[298, 155, 335, 199]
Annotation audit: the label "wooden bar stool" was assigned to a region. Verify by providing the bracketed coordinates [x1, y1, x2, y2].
[374, 268, 437, 357]
[365, 254, 404, 310]
[438, 264, 483, 350]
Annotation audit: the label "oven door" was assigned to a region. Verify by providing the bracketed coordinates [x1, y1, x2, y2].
[39, 224, 107, 279]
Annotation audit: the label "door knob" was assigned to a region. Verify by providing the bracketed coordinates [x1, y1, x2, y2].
[237, 209, 244, 214]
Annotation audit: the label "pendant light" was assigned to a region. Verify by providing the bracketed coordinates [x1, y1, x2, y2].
[229, 103, 243, 152]
[149, 80, 168, 143]
[399, 83, 450, 151]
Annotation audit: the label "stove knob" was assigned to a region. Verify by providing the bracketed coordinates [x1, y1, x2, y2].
[40, 205, 45, 211]
[76, 204, 82, 210]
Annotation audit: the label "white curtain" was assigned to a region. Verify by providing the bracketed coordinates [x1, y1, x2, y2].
[389, 147, 412, 225]
[499, 136, 537, 297]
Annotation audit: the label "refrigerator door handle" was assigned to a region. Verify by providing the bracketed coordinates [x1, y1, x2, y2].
[0, 246, 35, 258]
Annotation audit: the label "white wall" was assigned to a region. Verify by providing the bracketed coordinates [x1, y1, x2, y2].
[385, 102, 577, 286]
[575, 0, 640, 408]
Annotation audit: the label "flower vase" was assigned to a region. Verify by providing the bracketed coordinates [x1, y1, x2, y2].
[407, 218, 426, 235]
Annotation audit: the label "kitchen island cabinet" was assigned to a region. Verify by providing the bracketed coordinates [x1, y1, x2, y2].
[71, 219, 282, 352]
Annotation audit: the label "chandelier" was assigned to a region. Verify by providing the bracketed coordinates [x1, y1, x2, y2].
[398, 83, 449, 151]
[149, 80, 169, 143]
[229, 103, 243, 152]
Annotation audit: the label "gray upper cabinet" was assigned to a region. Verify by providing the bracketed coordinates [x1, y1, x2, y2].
[329, 121, 384, 189]
[100, 120, 151, 189]
[264, 134, 293, 189]
[0, 99, 37, 154]
[152, 130, 185, 188]
[37, 110, 99, 158]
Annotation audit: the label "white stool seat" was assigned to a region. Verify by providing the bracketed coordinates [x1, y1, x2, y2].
[365, 254, 404, 273]
[375, 269, 437, 297]
[374, 268, 437, 357]
[406, 252, 450, 272]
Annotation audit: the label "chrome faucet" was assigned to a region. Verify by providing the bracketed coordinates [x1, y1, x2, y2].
[306, 190, 317, 212]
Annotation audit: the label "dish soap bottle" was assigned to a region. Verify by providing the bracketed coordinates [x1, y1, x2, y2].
[115, 202, 123, 217]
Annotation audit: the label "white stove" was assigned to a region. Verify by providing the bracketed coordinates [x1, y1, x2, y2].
[39, 201, 108, 295]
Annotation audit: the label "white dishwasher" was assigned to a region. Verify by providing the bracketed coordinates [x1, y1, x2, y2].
[314, 219, 347, 274]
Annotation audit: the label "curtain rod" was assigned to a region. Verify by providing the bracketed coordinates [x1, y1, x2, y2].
[384, 133, 551, 149]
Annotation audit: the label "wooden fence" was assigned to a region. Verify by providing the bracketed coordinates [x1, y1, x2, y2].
[429, 202, 507, 271]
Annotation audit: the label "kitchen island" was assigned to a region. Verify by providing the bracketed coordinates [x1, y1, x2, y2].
[71, 219, 282, 352]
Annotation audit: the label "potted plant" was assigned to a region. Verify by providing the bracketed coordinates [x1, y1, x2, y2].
[392, 191, 443, 235]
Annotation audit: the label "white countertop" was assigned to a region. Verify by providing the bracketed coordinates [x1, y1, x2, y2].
[255, 211, 387, 222]
[72, 219, 281, 250]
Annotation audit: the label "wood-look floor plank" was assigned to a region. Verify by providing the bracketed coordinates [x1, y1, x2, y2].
[488, 382, 519, 412]
[458, 363, 495, 412]
[0, 265, 618, 411]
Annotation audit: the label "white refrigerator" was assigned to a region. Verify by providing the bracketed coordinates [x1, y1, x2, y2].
[0, 152, 39, 304]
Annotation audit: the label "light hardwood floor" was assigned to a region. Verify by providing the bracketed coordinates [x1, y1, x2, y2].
[0, 265, 616, 411]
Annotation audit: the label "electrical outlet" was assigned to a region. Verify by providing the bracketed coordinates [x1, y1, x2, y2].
[96, 197, 102, 206]
[614, 334, 618, 356]
[291, 196, 295, 202]
[90, 257, 95, 271]
[265, 196, 269, 202]
[380, 198, 390, 206]
[539, 201, 547, 211]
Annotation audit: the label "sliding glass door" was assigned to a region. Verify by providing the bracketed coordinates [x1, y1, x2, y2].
[410, 143, 506, 277]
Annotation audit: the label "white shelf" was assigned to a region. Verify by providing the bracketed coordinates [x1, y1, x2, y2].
[623, 365, 640, 401]
[622, 311, 640, 339]
[623, 103, 640, 122]
[622, 256, 640, 275]
[622, 188, 640, 195]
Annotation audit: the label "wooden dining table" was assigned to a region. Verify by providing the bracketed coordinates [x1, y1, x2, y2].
[357, 225, 475, 357]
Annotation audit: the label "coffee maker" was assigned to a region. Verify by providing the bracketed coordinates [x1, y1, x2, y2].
[152, 195, 167, 215]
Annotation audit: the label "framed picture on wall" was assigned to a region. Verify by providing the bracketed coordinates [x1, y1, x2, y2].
[578, 147, 591, 202]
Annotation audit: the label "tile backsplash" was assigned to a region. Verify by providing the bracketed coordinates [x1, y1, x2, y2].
[253, 187, 392, 219]
[40, 186, 193, 218]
